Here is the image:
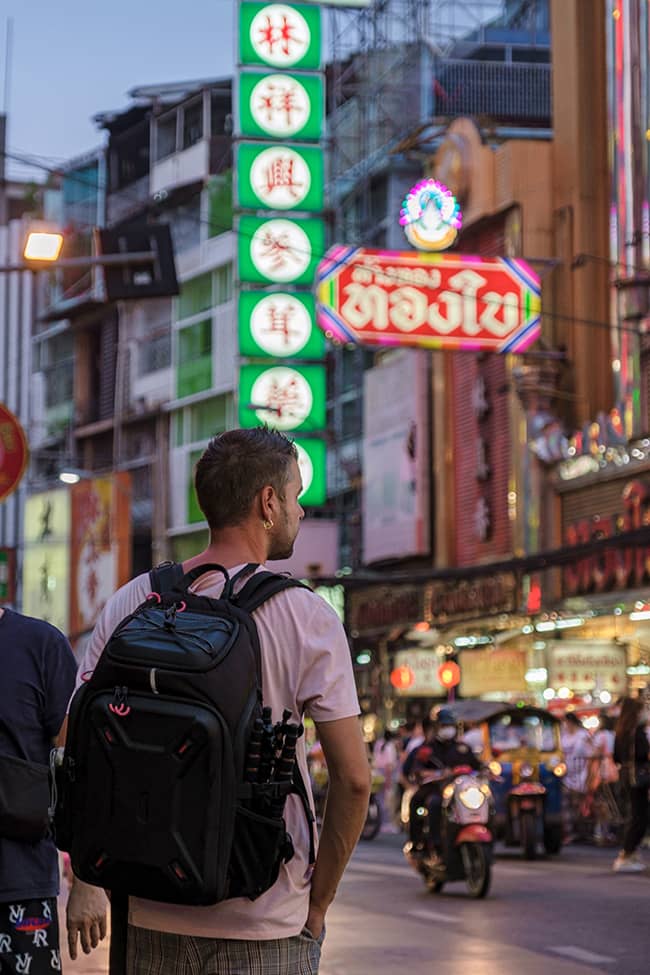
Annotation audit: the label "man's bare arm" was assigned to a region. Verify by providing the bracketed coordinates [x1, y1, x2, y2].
[307, 715, 371, 938]
[55, 717, 109, 959]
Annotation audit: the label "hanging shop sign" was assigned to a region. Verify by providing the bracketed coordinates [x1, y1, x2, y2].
[429, 573, 518, 624]
[240, 2, 322, 70]
[238, 362, 326, 431]
[238, 215, 325, 285]
[459, 647, 527, 698]
[393, 649, 445, 696]
[348, 583, 431, 636]
[546, 641, 628, 695]
[238, 290, 325, 359]
[400, 178, 462, 252]
[317, 246, 541, 352]
[295, 437, 327, 505]
[236, 142, 324, 213]
[0, 403, 28, 503]
[239, 71, 324, 141]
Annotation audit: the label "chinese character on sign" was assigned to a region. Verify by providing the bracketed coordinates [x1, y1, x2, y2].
[250, 219, 312, 283]
[262, 301, 296, 347]
[256, 13, 304, 60]
[0, 422, 16, 451]
[250, 294, 312, 357]
[250, 75, 311, 138]
[260, 229, 302, 274]
[264, 156, 303, 200]
[258, 81, 303, 128]
[250, 5, 312, 68]
[250, 366, 314, 431]
[250, 146, 311, 210]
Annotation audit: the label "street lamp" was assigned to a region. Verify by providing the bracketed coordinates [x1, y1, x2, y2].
[23, 231, 64, 263]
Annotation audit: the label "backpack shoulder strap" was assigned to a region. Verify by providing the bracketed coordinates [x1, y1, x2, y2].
[233, 571, 309, 614]
[149, 561, 185, 595]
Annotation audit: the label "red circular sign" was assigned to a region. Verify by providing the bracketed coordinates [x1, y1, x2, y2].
[0, 404, 28, 503]
[438, 661, 461, 689]
[390, 665, 415, 691]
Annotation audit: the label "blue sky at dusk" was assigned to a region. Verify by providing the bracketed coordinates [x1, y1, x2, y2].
[3, 0, 234, 179]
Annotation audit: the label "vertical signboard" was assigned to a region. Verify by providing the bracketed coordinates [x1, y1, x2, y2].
[236, 0, 327, 505]
[362, 349, 431, 563]
[22, 489, 71, 634]
[69, 473, 132, 640]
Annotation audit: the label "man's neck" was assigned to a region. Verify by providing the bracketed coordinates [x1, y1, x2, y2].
[182, 529, 268, 574]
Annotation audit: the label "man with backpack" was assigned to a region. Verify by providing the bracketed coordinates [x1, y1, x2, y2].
[60, 427, 370, 974]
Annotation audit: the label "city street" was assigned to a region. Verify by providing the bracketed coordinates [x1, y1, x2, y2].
[60, 835, 650, 975]
[319, 835, 650, 975]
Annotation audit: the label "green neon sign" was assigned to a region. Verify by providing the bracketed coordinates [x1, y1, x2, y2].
[240, 3, 321, 70]
[238, 71, 323, 142]
[238, 291, 325, 359]
[238, 363, 327, 432]
[236, 142, 324, 213]
[237, 215, 325, 286]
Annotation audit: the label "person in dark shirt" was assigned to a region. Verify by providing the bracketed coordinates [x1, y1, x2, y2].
[404, 707, 480, 856]
[612, 696, 650, 873]
[0, 608, 77, 973]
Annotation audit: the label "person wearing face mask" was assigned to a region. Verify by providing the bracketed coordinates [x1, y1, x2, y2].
[403, 708, 480, 860]
[612, 697, 650, 872]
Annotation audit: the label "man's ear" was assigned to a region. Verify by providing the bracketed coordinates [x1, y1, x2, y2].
[260, 484, 275, 520]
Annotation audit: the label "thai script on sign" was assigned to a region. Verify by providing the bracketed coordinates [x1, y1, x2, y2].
[340, 264, 520, 338]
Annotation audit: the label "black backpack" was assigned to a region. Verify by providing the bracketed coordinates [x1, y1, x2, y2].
[54, 562, 315, 907]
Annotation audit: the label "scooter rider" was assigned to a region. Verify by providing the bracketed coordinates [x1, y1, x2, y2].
[404, 707, 480, 858]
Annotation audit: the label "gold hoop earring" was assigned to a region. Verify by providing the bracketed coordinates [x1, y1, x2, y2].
[263, 519, 274, 530]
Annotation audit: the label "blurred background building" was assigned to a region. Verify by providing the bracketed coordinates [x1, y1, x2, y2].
[2, 0, 650, 716]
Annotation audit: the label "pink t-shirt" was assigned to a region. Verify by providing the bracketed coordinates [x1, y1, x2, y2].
[72, 564, 360, 939]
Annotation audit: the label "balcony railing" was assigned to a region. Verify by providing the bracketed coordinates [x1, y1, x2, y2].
[432, 59, 551, 123]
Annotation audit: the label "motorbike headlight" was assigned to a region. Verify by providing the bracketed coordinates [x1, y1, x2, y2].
[520, 763, 534, 779]
[459, 786, 485, 810]
[488, 760, 502, 776]
[553, 762, 567, 778]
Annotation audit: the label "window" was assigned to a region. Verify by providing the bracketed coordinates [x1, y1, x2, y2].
[178, 320, 211, 362]
[173, 394, 232, 446]
[208, 171, 233, 239]
[183, 100, 203, 150]
[189, 395, 229, 442]
[139, 331, 171, 374]
[177, 320, 212, 398]
[178, 273, 213, 319]
[213, 263, 233, 305]
[156, 112, 177, 161]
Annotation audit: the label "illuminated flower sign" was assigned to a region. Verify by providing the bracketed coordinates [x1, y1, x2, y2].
[400, 178, 462, 252]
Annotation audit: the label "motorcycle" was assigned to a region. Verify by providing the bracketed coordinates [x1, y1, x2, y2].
[403, 765, 495, 898]
[443, 700, 566, 860]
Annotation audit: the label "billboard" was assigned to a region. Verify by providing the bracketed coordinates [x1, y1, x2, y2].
[362, 349, 430, 563]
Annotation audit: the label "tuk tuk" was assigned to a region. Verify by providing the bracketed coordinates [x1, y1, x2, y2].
[449, 701, 566, 859]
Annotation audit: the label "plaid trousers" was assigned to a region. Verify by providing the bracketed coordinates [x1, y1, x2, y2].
[126, 923, 324, 975]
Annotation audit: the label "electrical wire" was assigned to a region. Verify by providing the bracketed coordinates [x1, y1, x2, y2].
[3, 146, 648, 341]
